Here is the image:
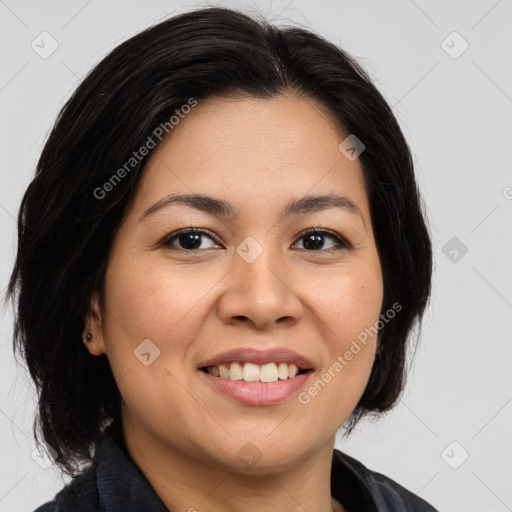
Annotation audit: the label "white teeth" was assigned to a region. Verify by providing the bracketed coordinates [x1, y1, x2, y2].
[260, 363, 278, 382]
[219, 364, 229, 378]
[206, 362, 303, 382]
[229, 362, 243, 380]
[278, 363, 288, 380]
[243, 362, 260, 382]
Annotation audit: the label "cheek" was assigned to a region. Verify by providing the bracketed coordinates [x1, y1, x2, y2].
[104, 257, 218, 341]
[316, 262, 383, 348]
[100, 260, 207, 433]
[306, 263, 383, 401]
[100, 256, 225, 401]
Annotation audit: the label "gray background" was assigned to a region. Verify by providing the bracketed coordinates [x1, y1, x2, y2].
[1, 1, 511, 511]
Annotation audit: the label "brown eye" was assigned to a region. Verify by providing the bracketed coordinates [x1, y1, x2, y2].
[293, 229, 350, 251]
[162, 227, 350, 253]
[163, 228, 219, 251]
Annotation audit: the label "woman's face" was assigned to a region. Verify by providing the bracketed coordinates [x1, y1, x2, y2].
[88, 93, 383, 472]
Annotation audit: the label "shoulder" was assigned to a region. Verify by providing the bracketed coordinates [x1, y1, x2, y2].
[369, 469, 439, 511]
[31, 426, 168, 512]
[332, 449, 439, 511]
[32, 425, 122, 512]
[32, 466, 99, 512]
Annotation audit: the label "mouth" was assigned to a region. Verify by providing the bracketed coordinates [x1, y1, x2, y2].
[196, 347, 316, 405]
[198, 362, 314, 406]
[200, 361, 313, 383]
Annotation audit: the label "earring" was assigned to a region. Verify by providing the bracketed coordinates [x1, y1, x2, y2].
[84, 332, 93, 343]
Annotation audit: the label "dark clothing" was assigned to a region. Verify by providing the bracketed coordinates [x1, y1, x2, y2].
[34, 429, 439, 512]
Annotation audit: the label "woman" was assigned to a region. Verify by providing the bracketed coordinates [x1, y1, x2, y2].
[8, 6, 437, 511]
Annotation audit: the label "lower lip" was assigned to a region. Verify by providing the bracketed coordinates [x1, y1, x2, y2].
[198, 370, 314, 405]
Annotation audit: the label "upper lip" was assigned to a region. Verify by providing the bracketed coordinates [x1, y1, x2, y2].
[198, 347, 315, 370]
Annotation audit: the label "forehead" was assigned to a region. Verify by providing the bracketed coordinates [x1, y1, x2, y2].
[131, 93, 370, 221]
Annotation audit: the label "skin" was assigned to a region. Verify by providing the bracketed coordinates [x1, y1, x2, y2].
[84, 92, 384, 512]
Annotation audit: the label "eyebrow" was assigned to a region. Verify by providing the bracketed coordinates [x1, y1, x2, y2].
[139, 192, 365, 227]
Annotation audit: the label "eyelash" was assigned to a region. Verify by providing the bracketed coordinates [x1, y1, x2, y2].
[161, 227, 351, 253]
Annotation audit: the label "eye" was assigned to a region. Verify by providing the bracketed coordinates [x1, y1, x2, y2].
[293, 228, 350, 251]
[162, 227, 351, 252]
[162, 228, 220, 251]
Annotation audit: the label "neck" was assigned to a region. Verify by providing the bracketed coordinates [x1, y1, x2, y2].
[122, 414, 345, 512]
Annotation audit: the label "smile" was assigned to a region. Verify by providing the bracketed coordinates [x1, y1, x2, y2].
[201, 361, 310, 382]
[199, 363, 314, 405]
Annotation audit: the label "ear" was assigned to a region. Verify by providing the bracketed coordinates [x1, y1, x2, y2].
[82, 292, 107, 356]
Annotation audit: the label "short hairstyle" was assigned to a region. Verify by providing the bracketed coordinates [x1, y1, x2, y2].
[8, 6, 433, 475]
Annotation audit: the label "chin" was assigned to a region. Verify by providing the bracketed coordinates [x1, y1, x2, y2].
[207, 434, 316, 475]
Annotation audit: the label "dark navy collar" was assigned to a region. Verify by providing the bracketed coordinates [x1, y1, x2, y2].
[95, 430, 168, 512]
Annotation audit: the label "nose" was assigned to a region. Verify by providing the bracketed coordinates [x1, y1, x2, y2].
[216, 246, 304, 330]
